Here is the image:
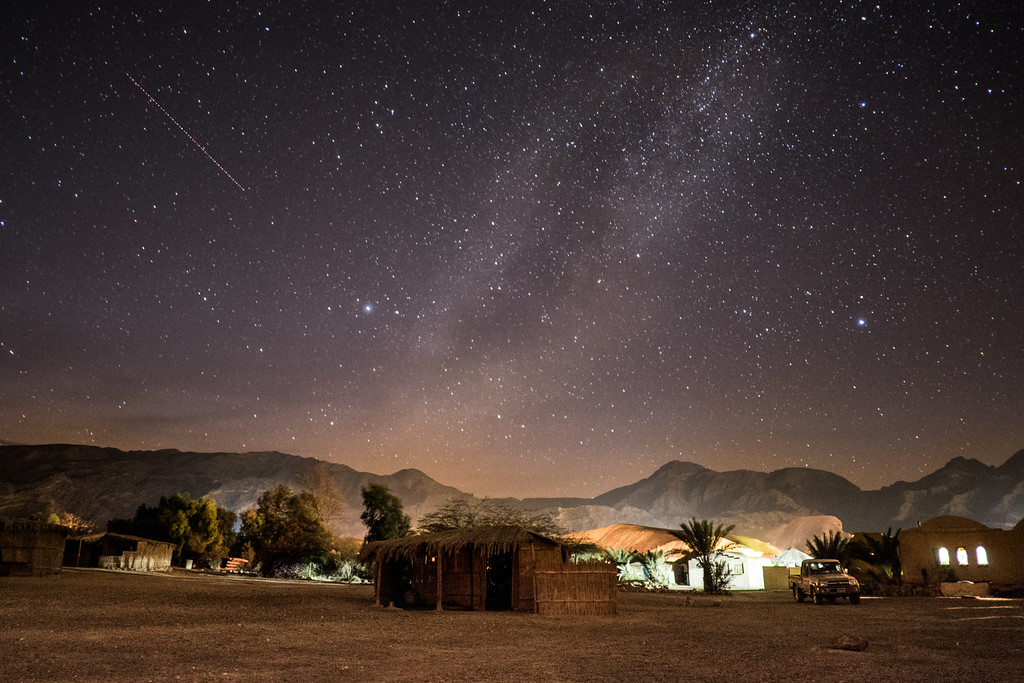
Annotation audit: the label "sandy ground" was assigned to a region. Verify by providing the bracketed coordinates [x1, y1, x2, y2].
[2, 568, 1023, 682]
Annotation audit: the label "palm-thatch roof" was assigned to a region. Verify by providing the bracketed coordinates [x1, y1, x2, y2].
[359, 525, 572, 563]
[69, 532, 172, 545]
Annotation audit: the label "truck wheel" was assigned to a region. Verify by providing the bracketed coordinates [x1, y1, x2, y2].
[812, 588, 824, 605]
[849, 594, 861, 605]
[794, 586, 805, 603]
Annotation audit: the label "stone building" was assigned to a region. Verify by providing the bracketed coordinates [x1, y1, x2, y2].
[899, 515, 1024, 590]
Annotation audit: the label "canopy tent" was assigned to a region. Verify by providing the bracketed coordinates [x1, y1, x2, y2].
[772, 546, 812, 567]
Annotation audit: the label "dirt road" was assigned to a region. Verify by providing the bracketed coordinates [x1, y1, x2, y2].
[3, 568, 1022, 681]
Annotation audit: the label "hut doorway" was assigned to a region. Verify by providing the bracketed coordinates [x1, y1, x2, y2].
[379, 558, 415, 608]
[485, 552, 514, 610]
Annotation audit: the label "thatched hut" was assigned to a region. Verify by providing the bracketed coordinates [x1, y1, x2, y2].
[359, 526, 617, 615]
[64, 533, 174, 571]
[0, 519, 69, 576]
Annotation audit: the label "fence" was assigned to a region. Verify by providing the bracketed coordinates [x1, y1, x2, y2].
[533, 562, 618, 616]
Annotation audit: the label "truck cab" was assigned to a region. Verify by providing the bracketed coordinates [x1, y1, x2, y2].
[791, 558, 861, 604]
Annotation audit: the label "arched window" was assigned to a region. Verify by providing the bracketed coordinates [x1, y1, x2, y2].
[976, 546, 989, 565]
[937, 547, 950, 565]
[956, 547, 969, 565]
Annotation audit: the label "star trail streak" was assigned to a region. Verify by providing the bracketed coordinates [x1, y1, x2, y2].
[126, 73, 246, 192]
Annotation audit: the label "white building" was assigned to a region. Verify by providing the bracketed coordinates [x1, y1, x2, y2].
[675, 546, 773, 591]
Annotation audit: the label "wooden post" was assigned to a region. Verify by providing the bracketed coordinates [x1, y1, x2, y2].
[436, 553, 443, 612]
[375, 561, 382, 606]
[469, 549, 475, 610]
[531, 543, 538, 613]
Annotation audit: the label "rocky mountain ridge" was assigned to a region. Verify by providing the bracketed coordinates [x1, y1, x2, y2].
[1, 444, 1022, 548]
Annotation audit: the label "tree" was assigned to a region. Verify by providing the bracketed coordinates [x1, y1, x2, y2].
[604, 547, 636, 581]
[241, 485, 335, 577]
[851, 527, 901, 585]
[182, 498, 234, 562]
[417, 497, 562, 536]
[676, 518, 736, 593]
[57, 512, 96, 534]
[295, 461, 344, 529]
[216, 506, 239, 555]
[107, 493, 234, 567]
[637, 549, 672, 588]
[806, 530, 850, 560]
[360, 483, 411, 542]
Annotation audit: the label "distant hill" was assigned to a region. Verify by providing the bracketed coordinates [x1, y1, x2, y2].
[1, 444, 1022, 546]
[0, 444, 466, 539]
[534, 452, 1024, 543]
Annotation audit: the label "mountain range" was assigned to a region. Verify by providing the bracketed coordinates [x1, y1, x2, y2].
[2, 443, 1022, 549]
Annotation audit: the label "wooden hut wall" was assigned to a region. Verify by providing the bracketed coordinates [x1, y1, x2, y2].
[382, 548, 486, 610]
[64, 534, 173, 572]
[509, 543, 550, 611]
[406, 555, 438, 606]
[0, 521, 67, 577]
[439, 547, 485, 610]
[368, 532, 617, 614]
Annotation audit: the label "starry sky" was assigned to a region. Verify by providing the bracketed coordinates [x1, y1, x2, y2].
[2, 2, 1021, 498]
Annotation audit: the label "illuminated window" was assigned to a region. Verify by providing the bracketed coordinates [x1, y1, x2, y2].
[937, 547, 950, 565]
[956, 547, 969, 565]
[976, 546, 989, 565]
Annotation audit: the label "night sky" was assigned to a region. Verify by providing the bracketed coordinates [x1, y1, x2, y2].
[2, 2, 1021, 498]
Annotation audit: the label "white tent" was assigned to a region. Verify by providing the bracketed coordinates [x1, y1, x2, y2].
[772, 546, 812, 567]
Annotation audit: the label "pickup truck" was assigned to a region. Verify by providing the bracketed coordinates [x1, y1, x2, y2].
[790, 558, 860, 604]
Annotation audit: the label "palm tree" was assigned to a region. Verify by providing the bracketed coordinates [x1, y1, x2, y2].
[676, 518, 735, 593]
[862, 527, 902, 584]
[637, 549, 670, 588]
[604, 547, 635, 581]
[806, 530, 850, 560]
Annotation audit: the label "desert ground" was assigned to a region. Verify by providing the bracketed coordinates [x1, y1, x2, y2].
[2, 569, 1022, 682]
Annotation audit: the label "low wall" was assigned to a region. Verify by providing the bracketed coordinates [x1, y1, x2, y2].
[762, 566, 793, 591]
[940, 581, 990, 597]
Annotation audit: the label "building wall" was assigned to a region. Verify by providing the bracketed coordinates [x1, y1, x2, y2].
[682, 553, 771, 590]
[900, 516, 1024, 587]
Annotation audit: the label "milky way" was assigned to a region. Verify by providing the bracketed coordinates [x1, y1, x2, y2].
[1, 2, 1021, 497]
